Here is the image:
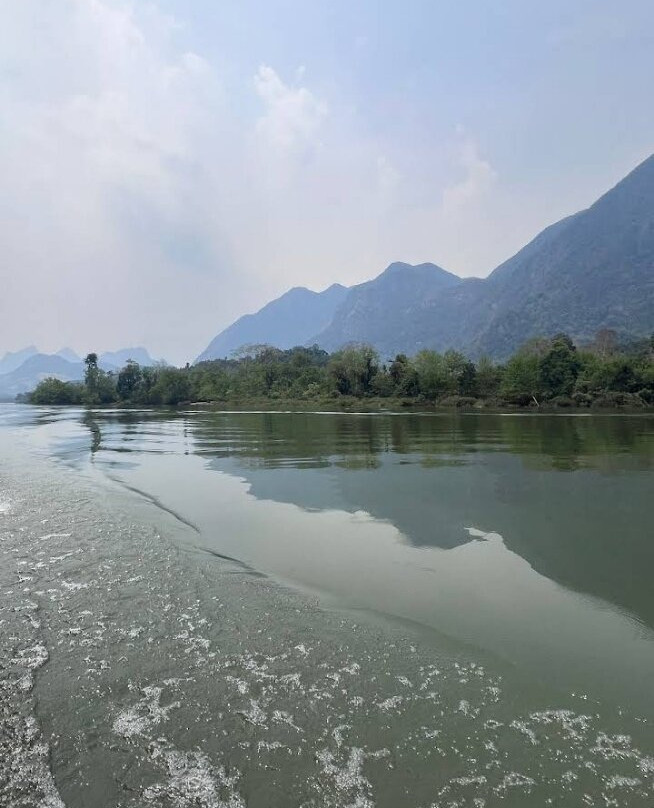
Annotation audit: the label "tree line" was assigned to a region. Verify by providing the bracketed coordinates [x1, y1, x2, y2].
[27, 331, 654, 409]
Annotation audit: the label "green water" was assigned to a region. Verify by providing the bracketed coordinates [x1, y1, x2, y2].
[1, 405, 653, 806]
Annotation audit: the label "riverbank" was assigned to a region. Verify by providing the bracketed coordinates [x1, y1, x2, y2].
[54, 392, 651, 414]
[183, 393, 653, 413]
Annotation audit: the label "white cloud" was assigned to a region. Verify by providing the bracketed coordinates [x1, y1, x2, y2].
[254, 64, 327, 150]
[376, 155, 401, 198]
[442, 130, 498, 214]
[0, 2, 507, 364]
[0, 0, 229, 362]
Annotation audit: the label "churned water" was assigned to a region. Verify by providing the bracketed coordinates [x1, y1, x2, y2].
[1, 404, 653, 806]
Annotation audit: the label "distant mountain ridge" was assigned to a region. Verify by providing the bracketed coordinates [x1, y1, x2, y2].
[198, 153, 654, 360]
[0, 346, 162, 400]
[196, 283, 349, 362]
[56, 347, 81, 363]
[0, 345, 38, 375]
[99, 347, 159, 369]
[0, 353, 84, 400]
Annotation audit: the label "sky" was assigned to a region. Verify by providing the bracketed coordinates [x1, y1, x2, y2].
[1, 1, 653, 364]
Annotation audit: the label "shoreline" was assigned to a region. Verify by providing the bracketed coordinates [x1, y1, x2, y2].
[10, 396, 654, 414]
[184, 396, 654, 414]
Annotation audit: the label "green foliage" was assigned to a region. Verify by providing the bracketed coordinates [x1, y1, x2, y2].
[389, 354, 419, 396]
[150, 368, 192, 405]
[414, 351, 455, 399]
[117, 360, 143, 401]
[539, 334, 581, 399]
[83, 353, 99, 398]
[82, 352, 117, 404]
[501, 352, 542, 404]
[27, 332, 653, 410]
[93, 371, 118, 404]
[29, 378, 83, 405]
[475, 356, 502, 398]
[327, 344, 379, 396]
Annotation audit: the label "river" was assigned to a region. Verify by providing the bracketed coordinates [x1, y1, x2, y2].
[1, 404, 653, 806]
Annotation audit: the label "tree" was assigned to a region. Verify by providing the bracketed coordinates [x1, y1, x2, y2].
[414, 351, 452, 399]
[84, 352, 100, 400]
[501, 352, 542, 404]
[327, 344, 379, 396]
[591, 328, 618, 358]
[82, 352, 116, 404]
[389, 354, 419, 396]
[443, 350, 476, 396]
[539, 334, 581, 399]
[96, 371, 118, 404]
[151, 368, 191, 405]
[29, 378, 83, 405]
[26, 337, 653, 409]
[117, 360, 143, 401]
[475, 355, 502, 398]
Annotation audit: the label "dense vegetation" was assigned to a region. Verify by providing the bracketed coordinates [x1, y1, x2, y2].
[27, 331, 654, 409]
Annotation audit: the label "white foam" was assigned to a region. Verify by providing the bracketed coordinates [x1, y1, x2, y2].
[144, 746, 245, 808]
[452, 775, 487, 786]
[316, 746, 374, 808]
[13, 644, 49, 674]
[529, 709, 591, 740]
[238, 699, 267, 727]
[495, 772, 536, 792]
[272, 710, 302, 733]
[605, 775, 641, 790]
[592, 732, 639, 761]
[377, 695, 403, 712]
[112, 685, 179, 738]
[510, 719, 538, 746]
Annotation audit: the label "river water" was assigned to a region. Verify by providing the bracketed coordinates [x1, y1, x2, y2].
[1, 404, 653, 806]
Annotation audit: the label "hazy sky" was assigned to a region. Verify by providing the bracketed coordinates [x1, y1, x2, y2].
[1, 1, 653, 363]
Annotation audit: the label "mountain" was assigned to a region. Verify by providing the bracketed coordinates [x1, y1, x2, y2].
[56, 347, 81, 363]
[466, 153, 654, 357]
[0, 347, 162, 400]
[311, 262, 462, 354]
[206, 154, 652, 360]
[0, 354, 84, 400]
[310, 154, 654, 358]
[196, 283, 349, 362]
[99, 347, 159, 370]
[0, 345, 38, 375]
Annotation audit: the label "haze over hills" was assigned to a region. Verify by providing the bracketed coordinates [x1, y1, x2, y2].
[0, 346, 38, 375]
[0, 354, 84, 400]
[0, 347, 163, 400]
[99, 347, 160, 369]
[196, 283, 349, 362]
[56, 347, 81, 363]
[198, 154, 654, 361]
[4, 154, 653, 386]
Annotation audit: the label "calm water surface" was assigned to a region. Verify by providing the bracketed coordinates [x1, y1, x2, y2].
[1, 405, 653, 806]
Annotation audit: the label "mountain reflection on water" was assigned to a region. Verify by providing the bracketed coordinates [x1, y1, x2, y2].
[67, 409, 654, 633]
[18, 405, 652, 711]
